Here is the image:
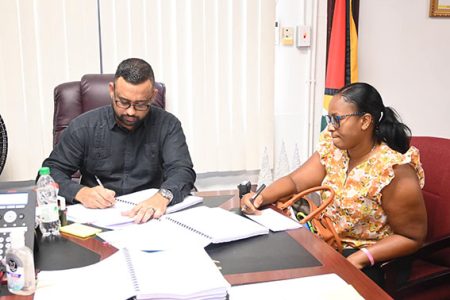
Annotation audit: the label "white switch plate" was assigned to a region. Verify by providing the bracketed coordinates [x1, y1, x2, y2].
[296, 25, 311, 47]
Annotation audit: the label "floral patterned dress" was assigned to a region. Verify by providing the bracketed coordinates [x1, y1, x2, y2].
[317, 131, 425, 249]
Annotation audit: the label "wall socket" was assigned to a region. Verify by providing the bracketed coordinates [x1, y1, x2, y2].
[281, 27, 294, 46]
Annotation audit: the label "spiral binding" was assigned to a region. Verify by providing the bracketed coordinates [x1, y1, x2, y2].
[163, 217, 213, 240]
[116, 197, 136, 206]
[123, 248, 140, 293]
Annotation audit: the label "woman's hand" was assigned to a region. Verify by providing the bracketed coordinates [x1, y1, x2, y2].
[240, 192, 263, 215]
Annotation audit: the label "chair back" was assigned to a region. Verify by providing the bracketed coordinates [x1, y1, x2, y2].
[411, 135, 450, 274]
[411, 136, 450, 243]
[53, 74, 166, 146]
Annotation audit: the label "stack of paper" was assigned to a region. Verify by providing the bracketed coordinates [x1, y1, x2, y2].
[35, 247, 230, 300]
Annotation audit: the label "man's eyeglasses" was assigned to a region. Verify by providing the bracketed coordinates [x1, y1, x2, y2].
[114, 97, 151, 111]
[325, 112, 365, 128]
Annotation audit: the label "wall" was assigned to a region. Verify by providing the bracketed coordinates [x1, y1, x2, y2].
[2, 0, 448, 188]
[273, 0, 327, 176]
[359, 0, 450, 138]
[0, 0, 275, 183]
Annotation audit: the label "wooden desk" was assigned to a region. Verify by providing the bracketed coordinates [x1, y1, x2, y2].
[0, 190, 392, 300]
[196, 190, 392, 300]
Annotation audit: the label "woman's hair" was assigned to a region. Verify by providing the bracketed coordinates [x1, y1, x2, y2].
[336, 82, 411, 154]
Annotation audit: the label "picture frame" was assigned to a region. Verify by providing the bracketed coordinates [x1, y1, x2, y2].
[429, 0, 450, 17]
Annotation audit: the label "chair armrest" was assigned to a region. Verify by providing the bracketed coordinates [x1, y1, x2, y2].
[382, 235, 450, 270]
[381, 235, 450, 293]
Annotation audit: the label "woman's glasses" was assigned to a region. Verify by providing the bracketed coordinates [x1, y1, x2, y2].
[325, 112, 365, 128]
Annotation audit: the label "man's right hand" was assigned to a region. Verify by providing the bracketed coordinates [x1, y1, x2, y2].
[75, 186, 116, 208]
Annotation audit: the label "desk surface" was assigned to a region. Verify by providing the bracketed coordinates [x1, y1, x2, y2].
[0, 189, 392, 300]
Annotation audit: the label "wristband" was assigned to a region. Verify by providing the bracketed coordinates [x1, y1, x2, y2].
[361, 248, 375, 266]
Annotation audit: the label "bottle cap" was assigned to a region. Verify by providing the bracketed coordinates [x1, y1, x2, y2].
[10, 230, 26, 248]
[39, 167, 50, 176]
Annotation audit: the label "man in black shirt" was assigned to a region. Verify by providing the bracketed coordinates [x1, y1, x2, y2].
[42, 58, 196, 223]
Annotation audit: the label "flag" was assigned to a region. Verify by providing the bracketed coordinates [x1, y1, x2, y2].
[321, 0, 360, 130]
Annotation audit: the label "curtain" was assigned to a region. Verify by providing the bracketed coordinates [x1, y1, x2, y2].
[0, 0, 275, 180]
[99, 0, 275, 173]
[321, 0, 359, 130]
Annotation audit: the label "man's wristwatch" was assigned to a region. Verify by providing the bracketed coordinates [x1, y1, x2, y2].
[158, 188, 174, 204]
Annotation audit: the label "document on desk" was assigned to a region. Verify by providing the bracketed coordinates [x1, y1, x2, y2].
[66, 188, 203, 229]
[245, 208, 302, 232]
[98, 206, 269, 251]
[35, 247, 230, 300]
[228, 273, 363, 300]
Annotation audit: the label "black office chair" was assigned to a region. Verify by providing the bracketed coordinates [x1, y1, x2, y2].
[0, 114, 7, 175]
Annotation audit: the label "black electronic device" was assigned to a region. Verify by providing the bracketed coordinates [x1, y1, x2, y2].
[0, 183, 36, 263]
[237, 181, 252, 199]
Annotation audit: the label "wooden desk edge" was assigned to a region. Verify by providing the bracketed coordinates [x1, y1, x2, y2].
[17, 190, 391, 300]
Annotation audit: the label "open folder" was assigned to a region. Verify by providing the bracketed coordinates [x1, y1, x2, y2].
[35, 247, 230, 300]
[67, 188, 203, 229]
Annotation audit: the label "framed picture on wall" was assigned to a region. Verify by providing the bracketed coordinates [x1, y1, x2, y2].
[430, 0, 450, 17]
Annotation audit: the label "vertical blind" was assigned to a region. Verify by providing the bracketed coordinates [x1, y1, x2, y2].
[0, 0, 274, 180]
[100, 0, 275, 173]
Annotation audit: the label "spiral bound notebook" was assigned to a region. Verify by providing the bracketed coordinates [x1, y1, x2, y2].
[98, 206, 270, 251]
[35, 247, 230, 300]
[67, 188, 203, 229]
[164, 206, 269, 244]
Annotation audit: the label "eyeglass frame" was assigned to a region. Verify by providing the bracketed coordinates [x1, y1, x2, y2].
[113, 94, 153, 111]
[325, 112, 366, 128]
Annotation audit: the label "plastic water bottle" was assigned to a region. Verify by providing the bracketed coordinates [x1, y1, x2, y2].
[36, 167, 61, 236]
[5, 230, 36, 295]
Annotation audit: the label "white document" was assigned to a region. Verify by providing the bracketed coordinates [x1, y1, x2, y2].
[228, 273, 364, 300]
[98, 218, 212, 251]
[98, 206, 269, 251]
[35, 247, 230, 300]
[66, 188, 203, 228]
[245, 208, 302, 232]
[165, 206, 269, 243]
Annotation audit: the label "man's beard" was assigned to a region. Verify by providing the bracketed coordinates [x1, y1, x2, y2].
[114, 111, 143, 129]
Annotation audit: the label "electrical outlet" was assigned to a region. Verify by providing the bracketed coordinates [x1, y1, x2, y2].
[281, 27, 294, 46]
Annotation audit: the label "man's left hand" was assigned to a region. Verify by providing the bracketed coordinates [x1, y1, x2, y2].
[122, 193, 170, 224]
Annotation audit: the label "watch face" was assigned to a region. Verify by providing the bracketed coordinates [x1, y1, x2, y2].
[159, 189, 173, 201]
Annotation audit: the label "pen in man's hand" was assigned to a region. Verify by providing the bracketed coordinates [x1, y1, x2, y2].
[94, 175, 104, 187]
[94, 175, 116, 206]
[249, 183, 266, 205]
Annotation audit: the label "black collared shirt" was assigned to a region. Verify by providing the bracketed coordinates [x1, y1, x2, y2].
[43, 105, 196, 204]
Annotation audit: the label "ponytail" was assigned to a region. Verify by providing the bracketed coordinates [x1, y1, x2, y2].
[375, 107, 411, 154]
[337, 82, 412, 154]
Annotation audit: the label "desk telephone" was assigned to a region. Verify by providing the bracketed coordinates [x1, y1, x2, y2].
[0, 182, 36, 265]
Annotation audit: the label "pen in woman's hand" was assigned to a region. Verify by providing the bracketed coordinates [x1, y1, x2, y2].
[241, 183, 266, 212]
[249, 183, 266, 205]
